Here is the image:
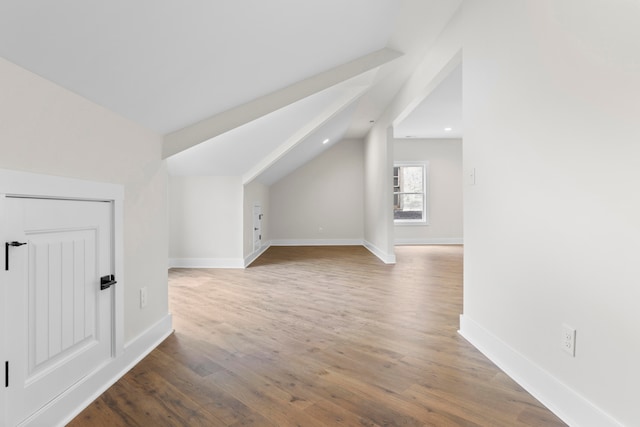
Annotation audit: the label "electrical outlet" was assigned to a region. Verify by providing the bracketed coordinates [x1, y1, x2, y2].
[467, 167, 476, 185]
[562, 324, 576, 357]
[140, 287, 148, 308]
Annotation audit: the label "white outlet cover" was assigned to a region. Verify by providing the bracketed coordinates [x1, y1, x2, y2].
[562, 324, 576, 357]
[466, 168, 476, 185]
[140, 287, 148, 308]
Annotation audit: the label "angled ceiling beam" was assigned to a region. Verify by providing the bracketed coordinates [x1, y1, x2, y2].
[162, 47, 403, 159]
[242, 85, 369, 185]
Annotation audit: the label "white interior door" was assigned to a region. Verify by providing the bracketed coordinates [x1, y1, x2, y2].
[3, 197, 113, 426]
[253, 204, 262, 252]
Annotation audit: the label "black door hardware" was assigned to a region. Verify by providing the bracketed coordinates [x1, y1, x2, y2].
[100, 274, 117, 290]
[5, 241, 27, 271]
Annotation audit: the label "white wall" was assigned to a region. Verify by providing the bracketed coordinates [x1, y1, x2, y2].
[364, 6, 463, 265]
[168, 175, 268, 267]
[394, 138, 462, 244]
[243, 179, 269, 260]
[363, 128, 395, 262]
[269, 138, 364, 244]
[169, 175, 243, 267]
[460, 1, 640, 425]
[364, 0, 638, 423]
[0, 57, 168, 344]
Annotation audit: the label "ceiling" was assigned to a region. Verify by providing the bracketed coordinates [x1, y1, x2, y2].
[0, 0, 463, 185]
[394, 63, 463, 139]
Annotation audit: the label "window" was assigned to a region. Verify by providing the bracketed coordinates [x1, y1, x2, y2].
[393, 162, 427, 224]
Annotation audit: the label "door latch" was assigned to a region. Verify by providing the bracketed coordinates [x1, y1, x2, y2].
[100, 275, 117, 290]
[5, 241, 27, 271]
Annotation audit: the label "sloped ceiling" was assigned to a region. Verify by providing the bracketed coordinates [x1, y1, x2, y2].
[0, 0, 463, 184]
[0, 0, 397, 133]
[394, 63, 463, 139]
[167, 73, 371, 180]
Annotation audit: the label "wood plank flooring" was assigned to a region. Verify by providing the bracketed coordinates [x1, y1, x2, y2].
[69, 245, 566, 426]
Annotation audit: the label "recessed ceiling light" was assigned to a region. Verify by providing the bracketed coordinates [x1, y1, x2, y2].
[322, 138, 329, 144]
[444, 127, 453, 132]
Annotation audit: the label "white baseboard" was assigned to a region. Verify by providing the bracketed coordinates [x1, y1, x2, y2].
[168, 257, 245, 269]
[395, 237, 463, 245]
[459, 315, 622, 427]
[363, 240, 396, 264]
[244, 242, 271, 267]
[23, 313, 173, 427]
[270, 239, 364, 246]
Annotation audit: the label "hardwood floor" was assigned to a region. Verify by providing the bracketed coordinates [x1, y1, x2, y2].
[69, 245, 566, 426]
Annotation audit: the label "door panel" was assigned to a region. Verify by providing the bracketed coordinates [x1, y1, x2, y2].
[4, 197, 113, 426]
[253, 204, 262, 252]
[29, 230, 98, 378]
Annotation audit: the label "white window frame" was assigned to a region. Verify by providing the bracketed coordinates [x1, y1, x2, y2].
[393, 161, 429, 225]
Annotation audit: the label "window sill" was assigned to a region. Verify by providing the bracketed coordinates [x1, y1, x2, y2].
[394, 220, 429, 226]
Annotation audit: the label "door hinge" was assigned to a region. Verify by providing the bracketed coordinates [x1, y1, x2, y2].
[5, 241, 27, 271]
[5, 361, 8, 387]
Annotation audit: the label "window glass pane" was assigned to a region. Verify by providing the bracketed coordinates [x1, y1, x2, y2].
[401, 166, 423, 193]
[394, 193, 423, 220]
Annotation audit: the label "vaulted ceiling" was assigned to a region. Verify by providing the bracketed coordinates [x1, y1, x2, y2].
[0, 0, 462, 184]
